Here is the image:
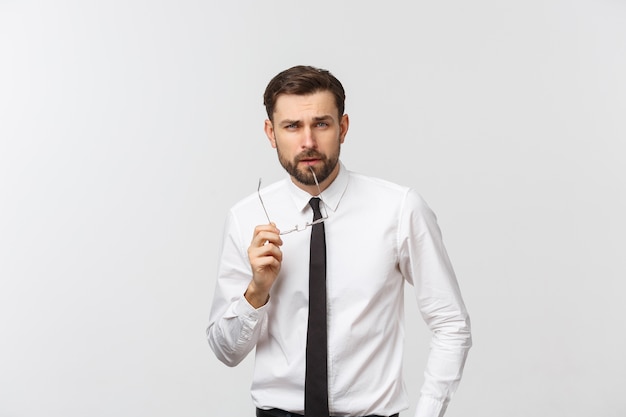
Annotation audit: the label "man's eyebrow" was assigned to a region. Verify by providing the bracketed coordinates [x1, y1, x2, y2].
[313, 115, 334, 122]
[277, 115, 334, 126]
[278, 119, 300, 126]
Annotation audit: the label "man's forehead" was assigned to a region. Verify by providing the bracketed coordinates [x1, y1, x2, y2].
[272, 91, 338, 118]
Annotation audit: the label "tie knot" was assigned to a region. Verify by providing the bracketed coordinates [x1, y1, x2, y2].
[309, 197, 323, 220]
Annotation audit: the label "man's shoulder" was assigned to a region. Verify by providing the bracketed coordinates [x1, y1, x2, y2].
[347, 170, 412, 195]
[346, 169, 429, 210]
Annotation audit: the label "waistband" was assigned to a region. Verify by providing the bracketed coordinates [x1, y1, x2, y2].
[256, 407, 399, 417]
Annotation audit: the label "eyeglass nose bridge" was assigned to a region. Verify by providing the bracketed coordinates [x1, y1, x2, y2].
[279, 215, 328, 235]
[280, 224, 306, 235]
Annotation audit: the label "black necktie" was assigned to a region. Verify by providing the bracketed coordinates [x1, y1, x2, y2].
[305, 197, 329, 417]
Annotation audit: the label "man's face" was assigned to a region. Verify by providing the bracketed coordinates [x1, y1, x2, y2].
[264, 91, 349, 191]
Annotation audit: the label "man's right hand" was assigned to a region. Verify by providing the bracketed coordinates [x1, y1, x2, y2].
[245, 223, 283, 308]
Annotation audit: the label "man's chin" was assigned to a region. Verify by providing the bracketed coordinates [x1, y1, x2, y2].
[293, 170, 318, 186]
[280, 155, 337, 186]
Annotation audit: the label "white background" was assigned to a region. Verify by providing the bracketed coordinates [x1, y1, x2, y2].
[1, 1, 625, 416]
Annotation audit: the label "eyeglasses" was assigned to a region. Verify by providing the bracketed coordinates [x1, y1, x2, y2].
[257, 167, 329, 235]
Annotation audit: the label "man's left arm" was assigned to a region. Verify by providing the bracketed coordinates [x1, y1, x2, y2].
[398, 189, 472, 417]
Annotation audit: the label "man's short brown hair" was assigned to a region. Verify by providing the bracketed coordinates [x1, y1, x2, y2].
[263, 65, 346, 121]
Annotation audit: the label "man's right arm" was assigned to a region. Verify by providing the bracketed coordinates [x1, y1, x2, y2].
[206, 212, 282, 366]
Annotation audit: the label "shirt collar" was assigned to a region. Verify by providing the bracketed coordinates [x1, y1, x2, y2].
[286, 161, 349, 214]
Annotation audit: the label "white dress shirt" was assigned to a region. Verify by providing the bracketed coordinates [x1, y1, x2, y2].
[207, 162, 471, 417]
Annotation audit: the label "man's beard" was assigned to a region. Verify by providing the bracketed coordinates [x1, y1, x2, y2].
[277, 145, 340, 186]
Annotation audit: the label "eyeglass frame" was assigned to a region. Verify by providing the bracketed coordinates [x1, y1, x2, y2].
[257, 167, 329, 235]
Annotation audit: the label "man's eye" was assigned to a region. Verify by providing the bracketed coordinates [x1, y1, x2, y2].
[286, 124, 297, 129]
[316, 122, 328, 128]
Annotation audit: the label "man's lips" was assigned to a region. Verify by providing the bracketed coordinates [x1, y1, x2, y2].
[299, 158, 320, 166]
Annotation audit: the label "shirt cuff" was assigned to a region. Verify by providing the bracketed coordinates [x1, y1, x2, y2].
[414, 395, 445, 417]
[235, 294, 269, 320]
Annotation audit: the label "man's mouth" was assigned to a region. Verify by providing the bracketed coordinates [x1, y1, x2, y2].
[299, 158, 319, 166]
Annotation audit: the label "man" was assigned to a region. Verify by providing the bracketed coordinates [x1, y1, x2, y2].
[207, 65, 471, 417]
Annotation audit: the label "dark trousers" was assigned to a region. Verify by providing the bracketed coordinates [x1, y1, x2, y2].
[256, 408, 399, 417]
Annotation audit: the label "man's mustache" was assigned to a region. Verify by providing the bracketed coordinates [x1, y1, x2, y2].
[295, 150, 325, 162]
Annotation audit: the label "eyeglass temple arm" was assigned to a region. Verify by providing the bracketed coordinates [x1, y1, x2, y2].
[309, 166, 322, 192]
[257, 178, 272, 224]
[257, 167, 323, 226]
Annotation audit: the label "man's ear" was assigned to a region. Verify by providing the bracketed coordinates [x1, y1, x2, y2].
[264, 119, 277, 149]
[339, 114, 350, 144]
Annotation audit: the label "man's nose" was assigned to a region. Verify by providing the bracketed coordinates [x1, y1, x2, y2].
[302, 127, 317, 148]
